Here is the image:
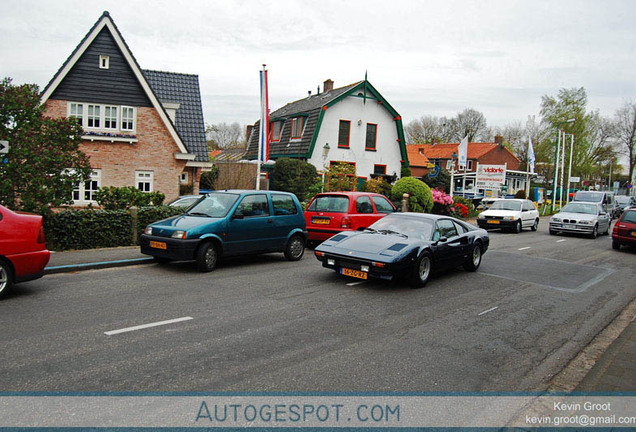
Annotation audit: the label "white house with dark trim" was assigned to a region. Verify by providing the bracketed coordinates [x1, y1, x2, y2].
[41, 11, 211, 204]
[246, 79, 408, 188]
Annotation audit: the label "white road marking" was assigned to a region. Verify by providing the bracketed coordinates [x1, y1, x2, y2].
[518, 247, 531, 251]
[556, 239, 567, 243]
[347, 281, 366, 286]
[478, 306, 499, 316]
[105, 317, 193, 336]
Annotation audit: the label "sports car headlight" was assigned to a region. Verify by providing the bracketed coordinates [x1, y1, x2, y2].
[171, 230, 187, 239]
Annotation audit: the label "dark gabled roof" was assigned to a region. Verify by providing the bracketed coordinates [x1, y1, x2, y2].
[143, 70, 209, 162]
[245, 82, 360, 159]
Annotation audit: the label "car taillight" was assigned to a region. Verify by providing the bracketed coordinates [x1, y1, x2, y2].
[37, 226, 46, 244]
[341, 216, 352, 228]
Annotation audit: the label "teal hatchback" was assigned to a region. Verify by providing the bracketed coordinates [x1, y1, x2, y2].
[140, 190, 307, 272]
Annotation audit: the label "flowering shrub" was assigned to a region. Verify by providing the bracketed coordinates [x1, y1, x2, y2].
[431, 189, 454, 215]
[452, 203, 469, 218]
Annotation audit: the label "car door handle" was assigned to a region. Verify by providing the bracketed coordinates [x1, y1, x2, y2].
[267, 219, 274, 223]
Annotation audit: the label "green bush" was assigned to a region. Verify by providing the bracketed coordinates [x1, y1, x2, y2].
[95, 186, 165, 210]
[44, 209, 133, 251]
[452, 196, 476, 216]
[514, 190, 527, 199]
[271, 158, 320, 202]
[43, 205, 184, 251]
[390, 177, 433, 213]
[400, 166, 412, 178]
[365, 177, 393, 198]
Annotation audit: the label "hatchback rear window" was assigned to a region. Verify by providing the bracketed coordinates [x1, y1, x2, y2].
[307, 196, 349, 213]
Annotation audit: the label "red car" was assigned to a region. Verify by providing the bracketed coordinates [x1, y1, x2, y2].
[612, 208, 636, 250]
[0, 205, 50, 298]
[304, 192, 396, 246]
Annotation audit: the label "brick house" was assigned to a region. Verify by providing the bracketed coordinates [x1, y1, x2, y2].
[246, 79, 408, 189]
[40, 12, 211, 205]
[407, 136, 530, 196]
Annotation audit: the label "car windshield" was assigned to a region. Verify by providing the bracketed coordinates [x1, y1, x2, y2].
[615, 196, 631, 205]
[307, 195, 349, 213]
[369, 214, 434, 241]
[186, 193, 239, 218]
[489, 200, 522, 211]
[561, 202, 597, 215]
[622, 210, 636, 223]
[574, 192, 603, 203]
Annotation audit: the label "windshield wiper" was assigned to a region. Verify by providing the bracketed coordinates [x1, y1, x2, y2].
[187, 212, 211, 217]
[378, 229, 408, 238]
[362, 227, 378, 233]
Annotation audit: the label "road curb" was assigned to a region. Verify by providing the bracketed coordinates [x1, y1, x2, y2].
[44, 257, 154, 274]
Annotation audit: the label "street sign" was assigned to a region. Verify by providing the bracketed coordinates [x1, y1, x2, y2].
[0, 140, 8, 154]
[475, 164, 506, 190]
[570, 176, 580, 183]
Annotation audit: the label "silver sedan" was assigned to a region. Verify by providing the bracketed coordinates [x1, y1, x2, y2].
[549, 202, 611, 238]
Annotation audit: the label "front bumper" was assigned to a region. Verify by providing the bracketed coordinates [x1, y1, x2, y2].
[140, 234, 200, 261]
[315, 251, 412, 281]
[477, 218, 517, 229]
[549, 222, 595, 235]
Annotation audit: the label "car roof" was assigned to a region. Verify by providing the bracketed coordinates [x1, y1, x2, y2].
[214, 190, 295, 196]
[313, 191, 384, 197]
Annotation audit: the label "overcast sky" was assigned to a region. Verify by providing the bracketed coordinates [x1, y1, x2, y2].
[2, 0, 635, 131]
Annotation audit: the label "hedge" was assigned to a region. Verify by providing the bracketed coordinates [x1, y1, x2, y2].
[44, 206, 183, 251]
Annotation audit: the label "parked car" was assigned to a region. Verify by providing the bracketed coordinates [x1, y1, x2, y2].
[612, 208, 636, 250]
[614, 195, 636, 214]
[549, 202, 610, 238]
[0, 205, 51, 299]
[140, 191, 307, 272]
[476, 199, 540, 232]
[314, 213, 489, 288]
[573, 190, 619, 219]
[167, 195, 203, 208]
[304, 192, 396, 247]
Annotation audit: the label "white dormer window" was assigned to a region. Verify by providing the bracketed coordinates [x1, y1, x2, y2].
[99, 55, 109, 69]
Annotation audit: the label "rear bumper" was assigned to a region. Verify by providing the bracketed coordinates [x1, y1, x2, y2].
[307, 227, 352, 242]
[8, 249, 50, 281]
[140, 235, 200, 261]
[612, 232, 636, 245]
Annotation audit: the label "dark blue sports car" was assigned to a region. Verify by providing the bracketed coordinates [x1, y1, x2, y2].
[314, 212, 489, 287]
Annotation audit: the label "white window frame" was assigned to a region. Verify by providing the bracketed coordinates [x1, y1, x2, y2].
[136, 171, 153, 192]
[99, 55, 110, 69]
[72, 170, 101, 205]
[446, 160, 453, 170]
[180, 172, 188, 184]
[120, 106, 136, 132]
[68, 102, 137, 134]
[87, 104, 101, 129]
[104, 106, 118, 130]
[467, 160, 474, 170]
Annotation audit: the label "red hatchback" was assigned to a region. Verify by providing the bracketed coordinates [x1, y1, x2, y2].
[612, 208, 636, 250]
[0, 205, 50, 298]
[304, 192, 396, 246]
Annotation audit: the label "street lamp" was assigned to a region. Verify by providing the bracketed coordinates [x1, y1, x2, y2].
[550, 118, 575, 213]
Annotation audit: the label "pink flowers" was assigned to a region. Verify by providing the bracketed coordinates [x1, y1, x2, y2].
[432, 189, 454, 205]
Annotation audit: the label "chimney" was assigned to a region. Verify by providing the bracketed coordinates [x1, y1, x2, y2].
[494, 135, 504, 147]
[317, 85, 320, 95]
[323, 79, 334, 93]
[307, 90, 312, 98]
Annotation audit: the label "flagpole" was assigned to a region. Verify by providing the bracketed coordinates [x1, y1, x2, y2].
[566, 133, 574, 203]
[256, 64, 269, 190]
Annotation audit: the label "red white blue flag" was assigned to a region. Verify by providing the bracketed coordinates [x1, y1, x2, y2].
[258, 66, 270, 162]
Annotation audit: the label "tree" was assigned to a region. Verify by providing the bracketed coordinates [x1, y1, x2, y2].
[615, 101, 636, 184]
[0, 78, 92, 214]
[422, 167, 451, 193]
[405, 115, 452, 144]
[539, 87, 616, 186]
[206, 122, 246, 150]
[451, 108, 490, 142]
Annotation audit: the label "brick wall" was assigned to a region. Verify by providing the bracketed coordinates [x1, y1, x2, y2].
[479, 146, 520, 170]
[44, 99, 187, 202]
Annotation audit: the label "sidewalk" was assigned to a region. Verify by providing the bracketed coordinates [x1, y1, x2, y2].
[45, 245, 153, 274]
[43, 244, 635, 393]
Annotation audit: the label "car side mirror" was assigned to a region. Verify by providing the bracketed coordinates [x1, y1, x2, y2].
[438, 236, 448, 243]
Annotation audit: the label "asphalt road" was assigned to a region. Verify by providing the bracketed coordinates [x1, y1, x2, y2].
[1, 221, 634, 392]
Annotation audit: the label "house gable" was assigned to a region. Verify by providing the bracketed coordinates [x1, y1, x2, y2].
[49, 28, 152, 107]
[40, 11, 191, 158]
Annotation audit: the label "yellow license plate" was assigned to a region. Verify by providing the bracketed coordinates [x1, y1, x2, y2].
[312, 217, 330, 225]
[487, 220, 500, 225]
[150, 241, 167, 250]
[341, 268, 368, 280]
